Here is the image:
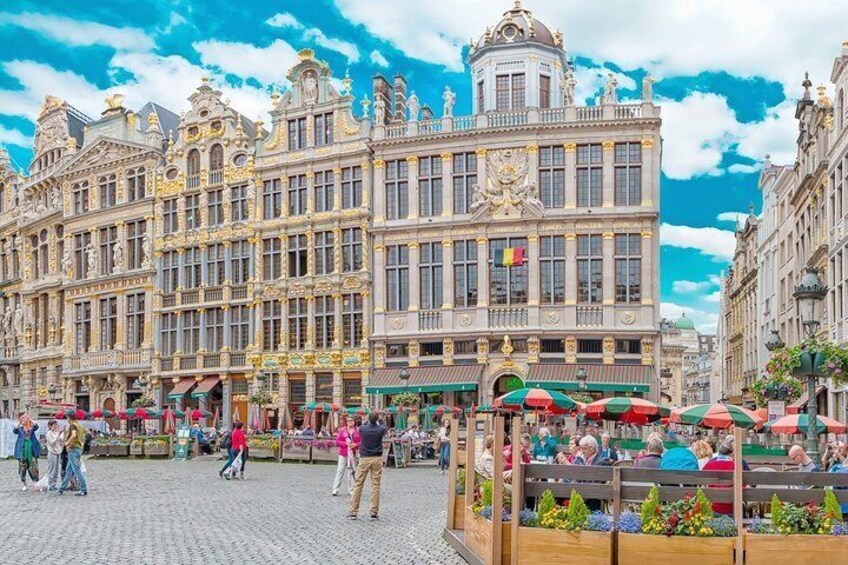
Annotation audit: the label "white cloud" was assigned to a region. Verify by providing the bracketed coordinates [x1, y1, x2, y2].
[0, 11, 154, 51]
[303, 28, 360, 63]
[0, 125, 30, 148]
[672, 280, 711, 294]
[716, 211, 750, 223]
[704, 291, 722, 304]
[574, 66, 636, 105]
[0, 60, 105, 119]
[193, 39, 299, 85]
[661, 302, 719, 334]
[708, 274, 723, 287]
[736, 101, 798, 166]
[660, 223, 736, 261]
[370, 49, 389, 68]
[266, 12, 303, 29]
[727, 163, 760, 174]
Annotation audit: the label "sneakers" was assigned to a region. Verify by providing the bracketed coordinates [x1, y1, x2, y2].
[346, 514, 358, 521]
[369, 514, 379, 521]
[332, 490, 339, 496]
[218, 470, 224, 479]
[51, 490, 63, 496]
[238, 474, 244, 480]
[75, 492, 87, 497]
[21, 485, 27, 491]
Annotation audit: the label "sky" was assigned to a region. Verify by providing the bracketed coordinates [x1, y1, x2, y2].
[1, 0, 846, 334]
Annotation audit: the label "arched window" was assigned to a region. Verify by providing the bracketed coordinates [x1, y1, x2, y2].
[210, 144, 224, 171]
[98, 174, 117, 208]
[39, 229, 49, 278]
[187, 149, 201, 176]
[30, 235, 39, 278]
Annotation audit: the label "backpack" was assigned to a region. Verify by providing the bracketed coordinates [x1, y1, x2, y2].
[220, 432, 232, 450]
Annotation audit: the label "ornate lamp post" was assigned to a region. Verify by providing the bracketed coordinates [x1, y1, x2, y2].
[793, 266, 828, 458]
[399, 368, 410, 391]
[764, 330, 785, 353]
[576, 367, 588, 391]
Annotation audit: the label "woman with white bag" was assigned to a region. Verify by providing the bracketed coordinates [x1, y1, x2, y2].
[332, 416, 360, 496]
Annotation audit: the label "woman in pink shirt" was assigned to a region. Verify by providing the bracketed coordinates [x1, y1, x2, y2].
[219, 421, 246, 480]
[333, 417, 361, 496]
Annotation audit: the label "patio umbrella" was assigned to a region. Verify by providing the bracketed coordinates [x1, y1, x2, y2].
[89, 409, 114, 419]
[345, 406, 370, 416]
[670, 403, 764, 430]
[190, 409, 213, 421]
[260, 407, 271, 432]
[584, 397, 671, 425]
[162, 408, 177, 435]
[212, 407, 219, 429]
[120, 407, 156, 420]
[250, 403, 262, 431]
[56, 408, 89, 420]
[765, 413, 847, 435]
[494, 387, 578, 414]
[426, 405, 461, 416]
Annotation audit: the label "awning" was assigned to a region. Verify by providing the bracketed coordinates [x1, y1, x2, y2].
[366, 365, 483, 395]
[191, 376, 221, 398]
[526, 363, 652, 393]
[786, 385, 827, 415]
[167, 378, 197, 399]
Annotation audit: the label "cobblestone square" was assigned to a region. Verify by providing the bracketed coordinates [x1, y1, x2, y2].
[0, 458, 464, 565]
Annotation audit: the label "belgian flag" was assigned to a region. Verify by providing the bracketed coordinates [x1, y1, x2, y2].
[494, 247, 525, 267]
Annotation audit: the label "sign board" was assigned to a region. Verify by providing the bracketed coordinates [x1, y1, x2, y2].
[392, 439, 406, 468]
[505, 376, 524, 392]
[767, 401, 786, 422]
[174, 424, 191, 460]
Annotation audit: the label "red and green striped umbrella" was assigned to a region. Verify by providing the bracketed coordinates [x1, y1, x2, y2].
[56, 408, 88, 420]
[300, 403, 342, 413]
[765, 413, 847, 435]
[157, 408, 185, 419]
[189, 409, 213, 421]
[89, 409, 114, 419]
[345, 406, 371, 416]
[495, 387, 578, 414]
[670, 403, 764, 430]
[120, 407, 156, 420]
[426, 405, 461, 416]
[584, 397, 671, 425]
[383, 405, 419, 414]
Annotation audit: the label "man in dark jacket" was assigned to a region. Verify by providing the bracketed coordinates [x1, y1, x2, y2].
[634, 437, 664, 469]
[347, 412, 387, 521]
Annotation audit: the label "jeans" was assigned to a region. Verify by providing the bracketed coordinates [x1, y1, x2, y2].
[47, 452, 61, 491]
[220, 448, 241, 474]
[59, 448, 87, 494]
[348, 456, 384, 516]
[333, 454, 356, 493]
[439, 442, 450, 471]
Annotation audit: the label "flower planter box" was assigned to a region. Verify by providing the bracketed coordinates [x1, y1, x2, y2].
[281, 445, 311, 462]
[745, 533, 848, 565]
[130, 444, 144, 456]
[453, 503, 465, 531]
[517, 527, 611, 565]
[143, 439, 171, 457]
[463, 507, 511, 564]
[107, 444, 130, 457]
[310, 445, 339, 463]
[617, 533, 735, 565]
[249, 448, 277, 460]
[90, 444, 109, 457]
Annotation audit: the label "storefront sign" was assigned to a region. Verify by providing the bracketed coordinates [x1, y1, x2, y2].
[505, 376, 524, 392]
[174, 424, 191, 461]
[767, 401, 786, 422]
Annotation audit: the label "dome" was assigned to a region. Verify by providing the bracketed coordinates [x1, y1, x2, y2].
[472, 1, 562, 54]
[675, 313, 695, 331]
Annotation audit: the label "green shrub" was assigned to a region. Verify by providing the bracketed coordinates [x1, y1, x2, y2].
[566, 490, 590, 530]
[824, 490, 842, 523]
[538, 489, 556, 519]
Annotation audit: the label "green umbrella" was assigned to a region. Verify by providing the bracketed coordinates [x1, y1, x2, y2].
[670, 403, 763, 430]
[584, 397, 670, 424]
[494, 387, 578, 413]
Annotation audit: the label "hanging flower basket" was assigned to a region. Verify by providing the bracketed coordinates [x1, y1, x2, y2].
[766, 338, 848, 386]
[750, 373, 804, 408]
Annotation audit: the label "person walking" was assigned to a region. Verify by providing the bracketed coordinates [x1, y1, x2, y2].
[346, 412, 387, 521]
[45, 419, 64, 492]
[333, 416, 361, 496]
[12, 413, 41, 491]
[438, 420, 451, 475]
[55, 412, 87, 496]
[219, 421, 245, 480]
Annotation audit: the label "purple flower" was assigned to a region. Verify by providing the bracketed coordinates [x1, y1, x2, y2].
[836, 369, 843, 375]
[828, 363, 836, 370]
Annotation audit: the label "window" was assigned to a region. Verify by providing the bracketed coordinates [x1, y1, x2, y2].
[262, 238, 282, 280]
[314, 231, 334, 275]
[315, 295, 334, 349]
[422, 342, 443, 356]
[99, 297, 117, 350]
[314, 170, 334, 213]
[342, 166, 362, 209]
[231, 240, 250, 284]
[387, 343, 408, 358]
[126, 167, 145, 202]
[288, 174, 307, 216]
[187, 149, 201, 176]
[160, 313, 177, 356]
[33, 231, 48, 279]
[615, 234, 641, 303]
[342, 228, 362, 272]
[209, 144, 224, 174]
[182, 310, 200, 353]
[418, 156, 443, 217]
[577, 144, 603, 207]
[287, 117, 307, 150]
[314, 113, 334, 146]
[73, 182, 89, 214]
[614, 142, 642, 206]
[577, 235, 603, 304]
[205, 307, 225, 351]
[578, 339, 603, 354]
[163, 198, 178, 234]
[386, 160, 409, 220]
[455, 340, 477, 355]
[263, 179, 282, 220]
[495, 73, 525, 111]
[419, 242, 443, 310]
[183, 246, 202, 288]
[262, 300, 282, 351]
[541, 339, 565, 353]
[615, 339, 642, 354]
[288, 234, 308, 277]
[126, 293, 145, 349]
[126, 219, 146, 271]
[98, 174, 116, 208]
[161, 250, 179, 292]
[539, 75, 551, 109]
[315, 373, 334, 403]
[185, 194, 200, 229]
[343, 377, 362, 406]
[99, 225, 117, 276]
[231, 184, 248, 222]
[386, 245, 409, 311]
[539, 146, 565, 208]
[74, 301, 91, 353]
[452, 153, 477, 214]
[207, 189, 224, 226]
[206, 243, 225, 286]
[489, 237, 528, 305]
[288, 297, 307, 350]
[540, 236, 566, 305]
[477, 81, 485, 112]
[230, 305, 250, 350]
[343, 293, 363, 348]
[453, 240, 478, 307]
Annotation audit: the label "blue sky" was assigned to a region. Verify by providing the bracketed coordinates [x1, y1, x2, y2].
[1, 0, 846, 333]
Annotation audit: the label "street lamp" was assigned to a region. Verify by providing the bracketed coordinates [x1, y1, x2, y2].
[398, 368, 410, 389]
[576, 367, 588, 391]
[793, 266, 828, 458]
[764, 330, 785, 352]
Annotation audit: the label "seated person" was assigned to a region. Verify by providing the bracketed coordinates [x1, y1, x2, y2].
[633, 437, 664, 469]
[532, 427, 558, 461]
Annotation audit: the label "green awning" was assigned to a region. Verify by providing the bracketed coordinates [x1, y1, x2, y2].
[365, 365, 483, 395]
[527, 363, 653, 395]
[526, 381, 650, 393]
[366, 382, 477, 395]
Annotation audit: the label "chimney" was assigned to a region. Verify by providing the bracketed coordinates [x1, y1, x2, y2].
[421, 105, 434, 121]
[393, 74, 408, 122]
[372, 74, 393, 126]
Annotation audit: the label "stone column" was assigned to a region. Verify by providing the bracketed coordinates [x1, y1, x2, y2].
[333, 369, 343, 404]
[175, 311, 184, 353]
[526, 145, 539, 189]
[177, 195, 186, 232]
[223, 241, 232, 283]
[221, 375, 232, 427]
[306, 230, 314, 277]
[475, 149, 487, 197]
[373, 245, 386, 335]
[176, 248, 185, 289]
[360, 160, 371, 211]
[408, 242, 420, 312]
[199, 243, 208, 286]
[475, 236, 489, 328]
[564, 144, 577, 209]
[527, 234, 540, 326]
[114, 289, 125, 350]
[440, 153, 452, 216]
[441, 240, 454, 330]
[641, 230, 653, 306]
[372, 159, 385, 222]
[602, 232, 615, 327]
[305, 371, 315, 403]
[641, 138, 655, 207]
[305, 169, 315, 214]
[332, 166, 343, 211]
[407, 155, 419, 220]
[602, 141, 615, 208]
[332, 293, 342, 348]
[198, 308, 207, 352]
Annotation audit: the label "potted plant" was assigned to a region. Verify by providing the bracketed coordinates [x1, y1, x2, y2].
[310, 438, 339, 462]
[90, 437, 110, 457]
[131, 396, 156, 408]
[143, 436, 171, 457]
[107, 436, 132, 456]
[391, 392, 420, 407]
[281, 435, 312, 462]
[130, 437, 145, 456]
[465, 479, 516, 563]
[246, 435, 280, 459]
[249, 390, 274, 406]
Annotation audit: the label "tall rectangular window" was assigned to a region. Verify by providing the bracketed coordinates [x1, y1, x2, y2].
[342, 166, 362, 209]
[577, 144, 603, 207]
[73, 182, 89, 215]
[126, 292, 145, 349]
[262, 300, 282, 351]
[540, 236, 566, 305]
[288, 234, 308, 277]
[74, 301, 91, 354]
[287, 117, 307, 150]
[262, 238, 282, 281]
[206, 243, 225, 286]
[386, 160, 409, 220]
[288, 174, 307, 216]
[99, 225, 117, 276]
[231, 184, 248, 222]
[343, 293, 363, 348]
[160, 312, 177, 356]
[496, 75, 510, 111]
[452, 153, 477, 214]
[230, 305, 250, 350]
[99, 174, 116, 208]
[126, 167, 145, 202]
[577, 235, 603, 304]
[489, 237, 528, 305]
[614, 142, 642, 206]
[99, 296, 117, 350]
[539, 146, 565, 208]
[163, 198, 178, 234]
[183, 246, 202, 288]
[419, 242, 443, 310]
[453, 240, 478, 308]
[205, 307, 225, 351]
[477, 81, 485, 112]
[314, 231, 334, 275]
[231, 239, 250, 284]
[495, 74, 525, 111]
[386, 245, 409, 311]
[418, 156, 443, 217]
[207, 188, 224, 226]
[288, 297, 307, 350]
[161, 250, 178, 292]
[315, 295, 334, 349]
[539, 75, 551, 109]
[511, 74, 526, 109]
[73, 232, 91, 280]
[314, 170, 334, 213]
[342, 228, 362, 272]
[182, 310, 200, 353]
[615, 234, 642, 303]
[263, 179, 282, 220]
[314, 112, 334, 146]
[185, 193, 200, 229]
[126, 219, 146, 271]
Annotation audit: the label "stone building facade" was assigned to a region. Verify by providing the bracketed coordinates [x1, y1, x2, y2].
[0, 150, 22, 417]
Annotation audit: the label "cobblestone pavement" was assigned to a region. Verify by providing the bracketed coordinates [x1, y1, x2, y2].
[0, 457, 465, 565]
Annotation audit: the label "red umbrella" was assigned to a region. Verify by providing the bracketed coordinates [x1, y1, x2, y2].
[584, 397, 671, 425]
[56, 409, 88, 420]
[120, 407, 156, 420]
[89, 409, 115, 419]
[190, 409, 213, 421]
[260, 407, 271, 432]
[161, 408, 177, 434]
[766, 414, 847, 434]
